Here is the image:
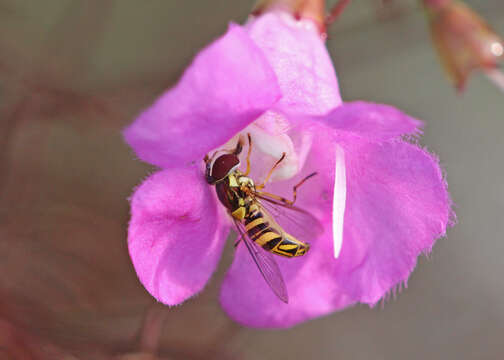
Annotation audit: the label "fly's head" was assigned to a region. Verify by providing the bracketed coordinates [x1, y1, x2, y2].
[205, 153, 240, 185]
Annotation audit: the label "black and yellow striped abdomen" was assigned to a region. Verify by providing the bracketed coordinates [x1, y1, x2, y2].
[244, 209, 310, 258]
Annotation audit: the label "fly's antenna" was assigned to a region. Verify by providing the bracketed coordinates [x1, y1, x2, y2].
[233, 135, 244, 155]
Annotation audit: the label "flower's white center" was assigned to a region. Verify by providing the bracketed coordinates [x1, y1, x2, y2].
[219, 110, 310, 183]
[247, 123, 299, 181]
[214, 117, 346, 257]
[332, 144, 346, 259]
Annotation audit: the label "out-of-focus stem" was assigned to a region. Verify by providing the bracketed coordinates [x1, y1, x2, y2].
[423, 0, 451, 10]
[253, 0, 326, 33]
[297, 0, 325, 29]
[325, 0, 351, 27]
[139, 306, 167, 354]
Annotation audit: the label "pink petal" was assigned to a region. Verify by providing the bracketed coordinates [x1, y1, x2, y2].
[128, 168, 229, 305]
[220, 123, 452, 328]
[246, 11, 342, 115]
[124, 24, 281, 169]
[320, 101, 423, 140]
[334, 137, 453, 305]
[219, 226, 349, 328]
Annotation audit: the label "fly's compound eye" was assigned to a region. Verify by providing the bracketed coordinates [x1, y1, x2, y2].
[207, 154, 240, 184]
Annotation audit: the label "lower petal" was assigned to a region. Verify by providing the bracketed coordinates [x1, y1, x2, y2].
[128, 168, 229, 305]
[219, 226, 351, 328]
[219, 124, 453, 327]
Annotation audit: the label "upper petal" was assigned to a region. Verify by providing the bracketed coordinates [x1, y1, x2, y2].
[128, 168, 229, 305]
[317, 101, 423, 141]
[246, 11, 342, 115]
[124, 24, 281, 168]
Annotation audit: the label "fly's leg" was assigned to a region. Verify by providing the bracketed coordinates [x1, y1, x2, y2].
[256, 190, 293, 206]
[244, 133, 252, 176]
[233, 219, 246, 248]
[234, 233, 246, 248]
[290, 172, 317, 205]
[256, 152, 286, 190]
[256, 172, 317, 206]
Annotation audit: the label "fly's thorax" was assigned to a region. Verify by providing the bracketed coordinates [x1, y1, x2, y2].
[227, 173, 239, 188]
[237, 175, 254, 190]
[215, 174, 242, 211]
[215, 181, 232, 211]
[214, 173, 253, 221]
[227, 173, 254, 190]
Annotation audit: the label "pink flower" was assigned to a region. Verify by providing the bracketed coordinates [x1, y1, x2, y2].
[124, 11, 453, 328]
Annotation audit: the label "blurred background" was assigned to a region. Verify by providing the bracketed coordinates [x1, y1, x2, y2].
[0, 0, 503, 359]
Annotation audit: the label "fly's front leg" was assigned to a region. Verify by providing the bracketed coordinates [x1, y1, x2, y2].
[256, 152, 286, 190]
[290, 172, 317, 205]
[244, 133, 252, 176]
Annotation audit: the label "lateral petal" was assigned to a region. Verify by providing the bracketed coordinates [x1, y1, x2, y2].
[128, 168, 229, 305]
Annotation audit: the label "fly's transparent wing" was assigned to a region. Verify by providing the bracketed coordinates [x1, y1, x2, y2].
[233, 219, 289, 304]
[253, 192, 324, 243]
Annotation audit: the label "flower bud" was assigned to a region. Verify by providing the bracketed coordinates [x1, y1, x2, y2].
[424, 0, 504, 90]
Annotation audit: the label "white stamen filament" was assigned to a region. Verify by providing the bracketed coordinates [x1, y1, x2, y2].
[333, 144, 346, 259]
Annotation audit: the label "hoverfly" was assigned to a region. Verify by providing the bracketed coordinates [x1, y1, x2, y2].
[204, 134, 322, 303]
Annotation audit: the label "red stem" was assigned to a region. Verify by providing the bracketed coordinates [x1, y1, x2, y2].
[325, 0, 352, 27]
[139, 306, 167, 354]
[422, 0, 452, 10]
